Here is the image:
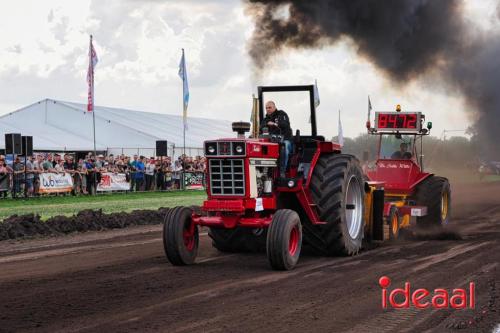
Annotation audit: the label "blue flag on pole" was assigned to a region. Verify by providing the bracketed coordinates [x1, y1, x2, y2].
[178, 49, 189, 130]
[313, 79, 320, 108]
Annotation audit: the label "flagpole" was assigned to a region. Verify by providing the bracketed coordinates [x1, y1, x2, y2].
[181, 48, 186, 158]
[91, 36, 96, 160]
[90, 35, 97, 194]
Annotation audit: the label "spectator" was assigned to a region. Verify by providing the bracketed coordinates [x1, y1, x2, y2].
[163, 157, 173, 189]
[145, 157, 156, 191]
[172, 159, 183, 189]
[25, 155, 35, 196]
[133, 156, 145, 191]
[155, 158, 165, 191]
[33, 154, 44, 196]
[85, 158, 97, 195]
[129, 155, 138, 191]
[42, 154, 54, 172]
[77, 158, 88, 194]
[12, 156, 24, 196]
[53, 153, 62, 168]
[64, 156, 79, 195]
[54, 160, 65, 173]
[96, 154, 105, 169]
[0, 156, 11, 198]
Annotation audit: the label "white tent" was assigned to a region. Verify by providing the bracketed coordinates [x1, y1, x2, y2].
[0, 99, 234, 156]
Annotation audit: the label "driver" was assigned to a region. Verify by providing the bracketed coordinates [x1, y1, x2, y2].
[391, 143, 412, 159]
[260, 101, 292, 177]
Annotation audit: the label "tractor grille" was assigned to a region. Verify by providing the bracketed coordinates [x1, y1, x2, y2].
[209, 159, 245, 196]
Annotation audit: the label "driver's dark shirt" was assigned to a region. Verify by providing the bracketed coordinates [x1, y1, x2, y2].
[391, 151, 412, 159]
[391, 151, 403, 159]
[260, 110, 292, 140]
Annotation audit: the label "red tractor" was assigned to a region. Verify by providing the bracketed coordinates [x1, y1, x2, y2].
[164, 85, 389, 270]
[364, 105, 451, 239]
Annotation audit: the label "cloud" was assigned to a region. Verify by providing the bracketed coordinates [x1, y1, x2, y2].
[0, 0, 495, 142]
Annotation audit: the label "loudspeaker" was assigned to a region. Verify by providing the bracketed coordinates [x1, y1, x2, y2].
[5, 133, 22, 155]
[22, 136, 33, 156]
[156, 140, 168, 156]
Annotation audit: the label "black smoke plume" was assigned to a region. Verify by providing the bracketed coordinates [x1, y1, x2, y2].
[245, 0, 500, 158]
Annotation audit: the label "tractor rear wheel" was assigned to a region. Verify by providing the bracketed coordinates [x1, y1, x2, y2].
[163, 206, 199, 265]
[415, 176, 451, 228]
[306, 154, 365, 256]
[208, 228, 267, 253]
[388, 206, 400, 240]
[266, 209, 302, 270]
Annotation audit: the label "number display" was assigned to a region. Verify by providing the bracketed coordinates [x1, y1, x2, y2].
[376, 112, 420, 131]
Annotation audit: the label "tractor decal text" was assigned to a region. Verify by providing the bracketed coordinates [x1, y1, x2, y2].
[378, 162, 411, 169]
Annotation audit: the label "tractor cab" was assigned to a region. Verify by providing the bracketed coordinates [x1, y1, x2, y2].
[365, 105, 433, 195]
[256, 85, 337, 181]
[163, 84, 381, 271]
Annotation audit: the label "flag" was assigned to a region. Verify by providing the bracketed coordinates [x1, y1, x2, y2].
[338, 109, 344, 147]
[313, 79, 320, 108]
[366, 96, 373, 129]
[87, 35, 98, 112]
[178, 49, 189, 130]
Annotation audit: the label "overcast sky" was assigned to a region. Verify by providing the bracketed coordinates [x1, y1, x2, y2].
[1, 0, 499, 139]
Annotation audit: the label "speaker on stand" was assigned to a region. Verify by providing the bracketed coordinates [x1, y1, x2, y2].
[156, 140, 168, 157]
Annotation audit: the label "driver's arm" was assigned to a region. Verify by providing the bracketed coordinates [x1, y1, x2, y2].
[275, 112, 290, 132]
[259, 116, 269, 133]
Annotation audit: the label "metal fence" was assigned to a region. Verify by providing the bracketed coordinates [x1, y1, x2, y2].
[0, 171, 206, 199]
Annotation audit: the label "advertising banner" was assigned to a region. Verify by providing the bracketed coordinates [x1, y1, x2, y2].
[39, 173, 73, 193]
[97, 173, 130, 192]
[184, 172, 204, 190]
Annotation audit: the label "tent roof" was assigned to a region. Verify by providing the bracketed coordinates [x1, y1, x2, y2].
[0, 99, 234, 151]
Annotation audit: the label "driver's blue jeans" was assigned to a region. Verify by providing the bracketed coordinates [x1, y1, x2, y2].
[282, 140, 292, 171]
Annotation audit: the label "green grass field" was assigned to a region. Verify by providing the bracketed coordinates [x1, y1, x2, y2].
[0, 191, 206, 221]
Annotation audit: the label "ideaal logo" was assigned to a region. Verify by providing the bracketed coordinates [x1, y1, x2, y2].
[379, 276, 475, 309]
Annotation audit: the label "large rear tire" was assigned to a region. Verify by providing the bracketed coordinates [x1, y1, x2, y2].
[266, 209, 302, 270]
[208, 228, 267, 253]
[388, 206, 400, 240]
[306, 154, 365, 256]
[415, 176, 451, 228]
[163, 206, 199, 265]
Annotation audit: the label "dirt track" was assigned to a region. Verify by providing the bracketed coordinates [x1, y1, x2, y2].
[0, 182, 499, 333]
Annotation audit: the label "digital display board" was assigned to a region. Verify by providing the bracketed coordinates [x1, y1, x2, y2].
[375, 112, 421, 132]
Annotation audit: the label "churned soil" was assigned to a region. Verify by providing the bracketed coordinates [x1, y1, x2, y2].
[0, 208, 170, 241]
[0, 182, 498, 333]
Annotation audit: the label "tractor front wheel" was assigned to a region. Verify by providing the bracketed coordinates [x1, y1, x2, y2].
[163, 206, 199, 265]
[415, 176, 451, 228]
[266, 209, 302, 270]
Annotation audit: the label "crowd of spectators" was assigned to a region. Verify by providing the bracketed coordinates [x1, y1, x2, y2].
[0, 153, 206, 197]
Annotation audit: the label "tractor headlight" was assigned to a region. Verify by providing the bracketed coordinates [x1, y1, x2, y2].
[287, 180, 295, 188]
[205, 142, 217, 155]
[232, 142, 245, 155]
